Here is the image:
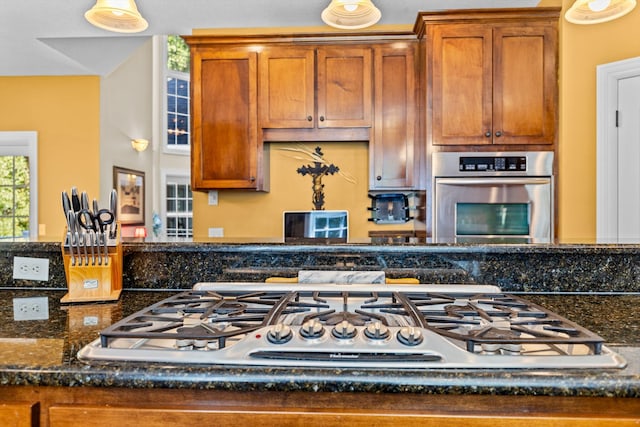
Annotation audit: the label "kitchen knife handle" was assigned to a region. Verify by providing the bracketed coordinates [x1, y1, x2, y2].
[71, 187, 81, 212]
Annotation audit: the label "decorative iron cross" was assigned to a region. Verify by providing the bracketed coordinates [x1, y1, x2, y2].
[296, 146, 339, 210]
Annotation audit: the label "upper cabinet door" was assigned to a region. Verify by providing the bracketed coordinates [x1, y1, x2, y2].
[258, 48, 315, 128]
[259, 46, 372, 129]
[191, 49, 261, 190]
[430, 24, 493, 146]
[317, 47, 373, 128]
[493, 25, 557, 145]
[428, 16, 558, 147]
[370, 44, 418, 190]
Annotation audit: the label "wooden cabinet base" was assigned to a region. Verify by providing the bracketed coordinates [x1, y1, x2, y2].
[2, 386, 639, 427]
[0, 402, 38, 427]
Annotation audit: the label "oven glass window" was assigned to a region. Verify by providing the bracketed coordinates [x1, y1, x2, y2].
[456, 203, 529, 236]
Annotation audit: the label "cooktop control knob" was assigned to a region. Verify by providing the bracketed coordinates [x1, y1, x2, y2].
[364, 321, 390, 340]
[397, 326, 424, 346]
[267, 323, 293, 344]
[331, 320, 357, 339]
[300, 319, 325, 339]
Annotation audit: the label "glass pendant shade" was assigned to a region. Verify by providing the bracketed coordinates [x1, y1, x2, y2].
[565, 0, 636, 24]
[321, 0, 381, 30]
[85, 0, 149, 33]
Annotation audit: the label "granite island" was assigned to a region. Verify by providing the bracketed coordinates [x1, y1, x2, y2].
[0, 242, 639, 426]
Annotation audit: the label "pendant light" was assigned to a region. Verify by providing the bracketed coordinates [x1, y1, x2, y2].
[321, 0, 381, 30]
[85, 0, 149, 33]
[565, 0, 636, 24]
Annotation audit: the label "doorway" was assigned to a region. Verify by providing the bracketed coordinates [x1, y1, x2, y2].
[596, 56, 640, 243]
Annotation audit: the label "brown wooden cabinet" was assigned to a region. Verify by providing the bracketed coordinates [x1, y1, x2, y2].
[188, 44, 264, 191]
[2, 386, 639, 427]
[259, 46, 372, 129]
[370, 43, 419, 190]
[0, 402, 38, 427]
[420, 8, 559, 148]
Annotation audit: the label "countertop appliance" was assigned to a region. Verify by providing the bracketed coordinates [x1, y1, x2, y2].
[432, 151, 554, 243]
[367, 193, 413, 224]
[78, 282, 625, 370]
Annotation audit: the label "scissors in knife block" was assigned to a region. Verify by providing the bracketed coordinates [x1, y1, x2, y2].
[77, 208, 115, 235]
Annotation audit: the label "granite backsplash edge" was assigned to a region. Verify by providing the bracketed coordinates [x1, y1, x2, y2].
[0, 242, 638, 293]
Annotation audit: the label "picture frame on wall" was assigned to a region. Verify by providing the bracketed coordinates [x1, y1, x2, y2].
[113, 166, 145, 225]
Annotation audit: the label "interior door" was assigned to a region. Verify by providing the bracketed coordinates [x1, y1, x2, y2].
[596, 56, 640, 243]
[617, 74, 640, 241]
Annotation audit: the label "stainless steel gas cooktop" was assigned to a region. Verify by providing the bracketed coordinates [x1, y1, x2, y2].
[77, 283, 627, 369]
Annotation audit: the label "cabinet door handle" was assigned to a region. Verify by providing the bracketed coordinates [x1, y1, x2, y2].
[319, 116, 325, 122]
[376, 176, 382, 181]
[485, 131, 491, 138]
[250, 176, 256, 182]
[495, 131, 502, 137]
[307, 116, 313, 122]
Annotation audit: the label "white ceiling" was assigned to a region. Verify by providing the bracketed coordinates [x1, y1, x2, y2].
[0, 0, 540, 76]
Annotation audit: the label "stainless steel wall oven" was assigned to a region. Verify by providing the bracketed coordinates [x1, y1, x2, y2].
[432, 151, 554, 243]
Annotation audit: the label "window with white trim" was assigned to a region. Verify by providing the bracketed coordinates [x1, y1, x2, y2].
[165, 175, 192, 239]
[0, 132, 38, 241]
[166, 35, 190, 151]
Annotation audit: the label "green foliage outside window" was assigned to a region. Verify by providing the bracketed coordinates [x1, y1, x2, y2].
[0, 156, 30, 240]
[167, 35, 190, 73]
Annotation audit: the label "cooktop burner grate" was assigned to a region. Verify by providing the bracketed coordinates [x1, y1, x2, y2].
[80, 283, 626, 369]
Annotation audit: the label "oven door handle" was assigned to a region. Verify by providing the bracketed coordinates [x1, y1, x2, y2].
[435, 177, 551, 186]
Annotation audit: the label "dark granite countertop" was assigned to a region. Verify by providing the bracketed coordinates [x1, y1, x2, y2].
[0, 289, 638, 397]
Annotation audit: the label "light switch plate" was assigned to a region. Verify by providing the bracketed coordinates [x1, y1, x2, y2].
[208, 190, 218, 206]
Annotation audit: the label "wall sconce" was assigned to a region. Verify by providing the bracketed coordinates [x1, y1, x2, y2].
[131, 138, 149, 152]
[565, 0, 636, 24]
[321, 0, 381, 30]
[84, 0, 149, 33]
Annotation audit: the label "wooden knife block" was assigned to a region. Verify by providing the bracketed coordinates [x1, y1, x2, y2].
[60, 226, 123, 304]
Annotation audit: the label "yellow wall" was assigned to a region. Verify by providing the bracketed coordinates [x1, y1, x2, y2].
[558, 0, 640, 242]
[192, 142, 415, 241]
[0, 76, 100, 241]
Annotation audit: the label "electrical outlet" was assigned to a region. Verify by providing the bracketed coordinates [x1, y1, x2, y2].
[13, 256, 49, 281]
[208, 227, 224, 237]
[13, 297, 49, 321]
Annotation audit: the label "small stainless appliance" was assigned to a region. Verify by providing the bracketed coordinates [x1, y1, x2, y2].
[367, 193, 412, 224]
[432, 151, 554, 243]
[78, 281, 625, 370]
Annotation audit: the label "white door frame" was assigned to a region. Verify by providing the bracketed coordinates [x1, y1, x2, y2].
[596, 56, 640, 243]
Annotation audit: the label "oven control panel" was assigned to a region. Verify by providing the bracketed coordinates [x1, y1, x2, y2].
[459, 156, 527, 172]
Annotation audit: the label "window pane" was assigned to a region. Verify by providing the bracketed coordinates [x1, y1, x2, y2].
[167, 95, 176, 112]
[0, 155, 30, 241]
[167, 200, 176, 212]
[176, 115, 188, 132]
[167, 77, 177, 94]
[177, 79, 189, 97]
[167, 36, 190, 73]
[177, 97, 188, 115]
[15, 187, 30, 216]
[167, 185, 176, 198]
[167, 113, 176, 129]
[176, 133, 189, 145]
